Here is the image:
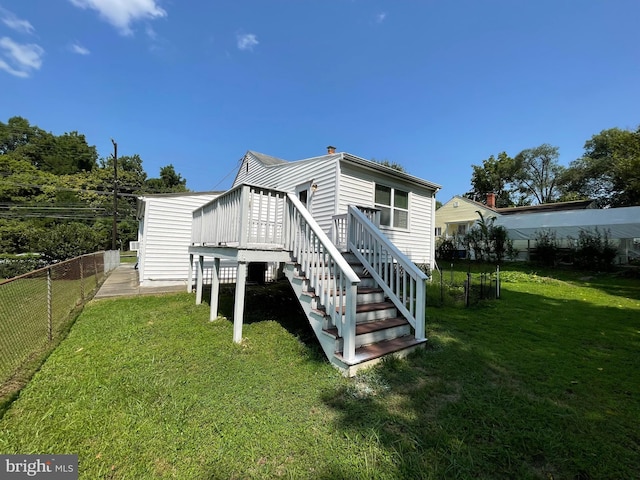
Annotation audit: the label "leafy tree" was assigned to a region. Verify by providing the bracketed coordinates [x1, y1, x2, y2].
[0, 117, 97, 174]
[512, 144, 566, 205]
[371, 158, 407, 173]
[146, 164, 188, 193]
[562, 127, 640, 207]
[465, 152, 516, 207]
[36, 222, 102, 263]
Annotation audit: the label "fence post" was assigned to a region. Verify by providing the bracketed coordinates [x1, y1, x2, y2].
[47, 267, 53, 342]
[465, 272, 471, 307]
[80, 258, 85, 301]
[496, 265, 501, 299]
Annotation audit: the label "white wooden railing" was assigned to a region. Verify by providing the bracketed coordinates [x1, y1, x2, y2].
[332, 206, 381, 250]
[347, 205, 427, 340]
[192, 184, 362, 362]
[192, 184, 287, 248]
[286, 194, 361, 363]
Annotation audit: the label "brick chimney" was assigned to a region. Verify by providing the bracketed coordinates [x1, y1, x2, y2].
[486, 192, 496, 209]
[327, 145, 336, 154]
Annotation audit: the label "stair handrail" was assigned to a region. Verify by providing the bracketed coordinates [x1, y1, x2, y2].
[286, 193, 361, 363]
[347, 205, 427, 340]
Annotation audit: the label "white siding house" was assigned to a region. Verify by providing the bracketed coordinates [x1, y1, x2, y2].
[136, 192, 220, 287]
[188, 148, 442, 374]
[232, 150, 441, 269]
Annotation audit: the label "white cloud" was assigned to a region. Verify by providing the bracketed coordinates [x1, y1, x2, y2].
[0, 6, 35, 35]
[237, 33, 258, 51]
[69, 0, 167, 36]
[375, 12, 387, 24]
[0, 36, 44, 77]
[70, 42, 90, 55]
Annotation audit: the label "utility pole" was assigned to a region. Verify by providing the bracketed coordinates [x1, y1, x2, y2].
[111, 138, 118, 251]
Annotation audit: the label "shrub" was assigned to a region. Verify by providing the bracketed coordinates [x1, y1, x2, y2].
[0, 254, 44, 279]
[36, 222, 102, 263]
[533, 230, 560, 266]
[436, 237, 457, 261]
[573, 228, 618, 270]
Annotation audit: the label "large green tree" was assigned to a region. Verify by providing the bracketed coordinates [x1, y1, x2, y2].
[0, 117, 97, 174]
[512, 144, 566, 205]
[146, 164, 188, 193]
[465, 152, 516, 207]
[562, 127, 640, 207]
[0, 116, 190, 259]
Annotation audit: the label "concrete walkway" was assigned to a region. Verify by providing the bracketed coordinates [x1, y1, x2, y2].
[93, 263, 187, 299]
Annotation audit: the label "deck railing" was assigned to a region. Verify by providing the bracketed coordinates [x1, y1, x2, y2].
[332, 206, 381, 250]
[286, 194, 361, 362]
[347, 205, 427, 339]
[192, 185, 361, 362]
[192, 184, 287, 248]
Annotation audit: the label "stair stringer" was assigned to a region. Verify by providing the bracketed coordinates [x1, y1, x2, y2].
[283, 263, 341, 369]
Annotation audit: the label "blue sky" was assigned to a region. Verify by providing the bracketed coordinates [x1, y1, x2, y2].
[1, 1, 639, 202]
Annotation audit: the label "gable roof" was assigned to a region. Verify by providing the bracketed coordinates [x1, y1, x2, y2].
[240, 150, 442, 192]
[247, 151, 288, 166]
[437, 195, 497, 213]
[497, 199, 596, 215]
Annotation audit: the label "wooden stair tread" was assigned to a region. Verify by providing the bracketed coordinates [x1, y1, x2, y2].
[335, 336, 426, 365]
[355, 301, 395, 313]
[324, 317, 408, 337]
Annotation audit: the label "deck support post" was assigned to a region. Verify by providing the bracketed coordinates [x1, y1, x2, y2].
[210, 258, 220, 321]
[187, 253, 194, 293]
[195, 255, 204, 304]
[233, 261, 248, 343]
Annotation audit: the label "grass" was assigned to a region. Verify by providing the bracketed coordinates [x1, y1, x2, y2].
[0, 267, 638, 479]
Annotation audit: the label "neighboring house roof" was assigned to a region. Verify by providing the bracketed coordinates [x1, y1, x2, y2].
[242, 150, 442, 192]
[497, 199, 596, 215]
[495, 206, 640, 240]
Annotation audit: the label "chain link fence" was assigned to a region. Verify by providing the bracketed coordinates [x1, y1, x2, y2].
[427, 264, 501, 307]
[0, 251, 119, 401]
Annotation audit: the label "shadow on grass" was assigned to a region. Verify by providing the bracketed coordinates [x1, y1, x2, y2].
[202, 280, 328, 364]
[319, 286, 640, 479]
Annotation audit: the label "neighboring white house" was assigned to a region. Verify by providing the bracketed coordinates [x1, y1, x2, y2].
[136, 191, 220, 287]
[232, 149, 442, 269]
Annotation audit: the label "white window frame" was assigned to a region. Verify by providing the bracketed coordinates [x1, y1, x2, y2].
[374, 183, 409, 230]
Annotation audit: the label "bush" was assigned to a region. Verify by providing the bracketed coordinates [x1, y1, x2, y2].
[36, 222, 103, 263]
[436, 237, 457, 261]
[533, 230, 560, 266]
[463, 212, 515, 263]
[573, 228, 618, 270]
[0, 254, 44, 279]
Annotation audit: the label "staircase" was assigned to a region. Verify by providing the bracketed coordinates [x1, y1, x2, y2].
[190, 186, 428, 376]
[284, 252, 426, 376]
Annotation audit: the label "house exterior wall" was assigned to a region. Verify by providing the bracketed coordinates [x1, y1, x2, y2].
[435, 196, 496, 239]
[232, 151, 439, 267]
[138, 193, 218, 286]
[233, 154, 341, 234]
[339, 163, 437, 266]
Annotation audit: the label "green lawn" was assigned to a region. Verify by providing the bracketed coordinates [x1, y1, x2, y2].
[0, 269, 638, 479]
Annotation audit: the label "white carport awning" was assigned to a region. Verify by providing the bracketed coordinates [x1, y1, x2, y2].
[494, 206, 640, 241]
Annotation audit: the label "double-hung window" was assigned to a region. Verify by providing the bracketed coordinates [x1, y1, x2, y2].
[374, 184, 409, 229]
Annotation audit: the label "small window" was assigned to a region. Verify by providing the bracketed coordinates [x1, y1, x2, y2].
[375, 184, 409, 229]
[435, 227, 442, 236]
[457, 224, 466, 235]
